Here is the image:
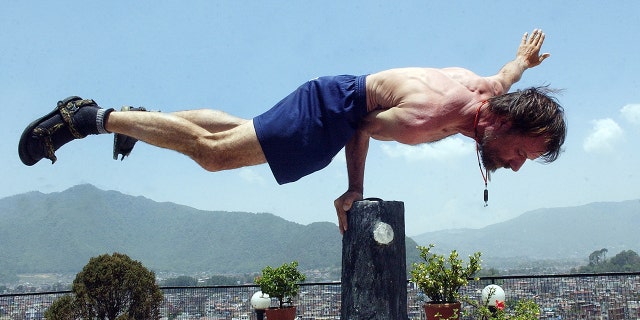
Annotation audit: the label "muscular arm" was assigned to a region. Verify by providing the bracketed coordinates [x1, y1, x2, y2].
[333, 104, 436, 234]
[334, 129, 369, 234]
[345, 129, 369, 194]
[490, 29, 550, 94]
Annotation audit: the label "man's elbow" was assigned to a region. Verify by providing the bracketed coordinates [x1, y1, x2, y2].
[484, 76, 509, 96]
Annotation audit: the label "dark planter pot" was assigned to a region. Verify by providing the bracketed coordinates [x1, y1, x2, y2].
[265, 306, 296, 320]
[423, 302, 461, 320]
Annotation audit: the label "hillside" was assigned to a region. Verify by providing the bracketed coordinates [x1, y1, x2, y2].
[2, 184, 638, 281]
[413, 200, 640, 264]
[0, 184, 420, 279]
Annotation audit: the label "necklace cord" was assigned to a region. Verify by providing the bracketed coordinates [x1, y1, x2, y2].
[474, 101, 489, 206]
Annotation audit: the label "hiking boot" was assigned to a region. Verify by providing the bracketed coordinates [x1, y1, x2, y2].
[18, 96, 113, 166]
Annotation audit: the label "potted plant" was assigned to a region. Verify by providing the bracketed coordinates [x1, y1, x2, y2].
[410, 244, 482, 320]
[255, 260, 306, 320]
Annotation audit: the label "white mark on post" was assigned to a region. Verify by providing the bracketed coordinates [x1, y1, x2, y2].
[373, 221, 394, 245]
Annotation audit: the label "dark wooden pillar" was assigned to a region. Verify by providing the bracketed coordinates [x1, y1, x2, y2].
[341, 199, 408, 320]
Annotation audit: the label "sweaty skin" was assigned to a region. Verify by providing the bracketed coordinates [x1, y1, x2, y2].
[334, 29, 550, 234]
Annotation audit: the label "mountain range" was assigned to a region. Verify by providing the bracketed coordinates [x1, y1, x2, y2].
[413, 199, 640, 266]
[0, 184, 419, 280]
[1, 184, 638, 281]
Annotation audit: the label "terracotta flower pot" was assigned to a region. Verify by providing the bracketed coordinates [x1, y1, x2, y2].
[265, 306, 296, 320]
[423, 302, 461, 320]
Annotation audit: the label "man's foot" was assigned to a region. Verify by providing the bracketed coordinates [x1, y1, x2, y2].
[18, 96, 113, 166]
[113, 106, 151, 160]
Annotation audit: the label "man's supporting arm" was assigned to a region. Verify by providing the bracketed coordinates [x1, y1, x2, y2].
[334, 129, 370, 234]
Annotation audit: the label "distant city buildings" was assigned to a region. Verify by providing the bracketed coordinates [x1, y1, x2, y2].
[1, 273, 639, 319]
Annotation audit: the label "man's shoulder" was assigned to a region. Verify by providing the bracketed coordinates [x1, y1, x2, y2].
[439, 68, 504, 97]
[439, 67, 482, 79]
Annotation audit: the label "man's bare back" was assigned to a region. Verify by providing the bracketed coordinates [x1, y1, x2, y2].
[362, 67, 505, 145]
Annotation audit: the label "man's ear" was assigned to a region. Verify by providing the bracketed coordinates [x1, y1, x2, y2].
[494, 118, 512, 134]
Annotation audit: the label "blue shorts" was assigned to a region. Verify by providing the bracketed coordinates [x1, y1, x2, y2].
[253, 75, 368, 184]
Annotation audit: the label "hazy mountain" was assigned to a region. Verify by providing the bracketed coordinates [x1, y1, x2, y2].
[0, 184, 420, 278]
[413, 200, 640, 264]
[2, 184, 638, 279]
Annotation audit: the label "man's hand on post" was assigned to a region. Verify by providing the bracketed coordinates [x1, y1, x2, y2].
[334, 190, 363, 235]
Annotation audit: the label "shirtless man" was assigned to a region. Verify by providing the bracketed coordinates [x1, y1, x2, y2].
[19, 29, 566, 234]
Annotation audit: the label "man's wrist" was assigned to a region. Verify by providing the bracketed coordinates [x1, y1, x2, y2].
[347, 186, 363, 194]
[514, 58, 529, 71]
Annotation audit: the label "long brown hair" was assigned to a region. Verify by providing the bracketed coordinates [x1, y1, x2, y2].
[488, 86, 566, 163]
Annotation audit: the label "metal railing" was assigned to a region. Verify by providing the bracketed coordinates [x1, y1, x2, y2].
[1, 272, 639, 319]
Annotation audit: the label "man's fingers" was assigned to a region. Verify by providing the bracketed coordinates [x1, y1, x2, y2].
[335, 200, 348, 234]
[343, 198, 353, 211]
[523, 29, 543, 45]
[534, 32, 545, 47]
[529, 29, 545, 46]
[336, 206, 348, 234]
[339, 210, 348, 234]
[335, 191, 362, 235]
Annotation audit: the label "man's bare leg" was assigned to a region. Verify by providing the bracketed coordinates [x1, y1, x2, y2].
[172, 109, 246, 133]
[106, 111, 267, 171]
[113, 109, 247, 160]
[18, 97, 265, 168]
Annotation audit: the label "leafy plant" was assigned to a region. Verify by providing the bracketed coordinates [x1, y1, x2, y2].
[465, 290, 540, 320]
[255, 261, 306, 308]
[410, 244, 481, 303]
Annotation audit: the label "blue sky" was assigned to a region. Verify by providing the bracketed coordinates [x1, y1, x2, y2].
[2, 1, 639, 236]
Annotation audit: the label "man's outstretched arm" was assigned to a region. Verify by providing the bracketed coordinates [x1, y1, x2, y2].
[490, 29, 551, 94]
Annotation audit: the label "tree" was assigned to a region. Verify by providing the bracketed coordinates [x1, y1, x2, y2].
[575, 249, 640, 273]
[600, 248, 608, 261]
[51, 282, 71, 292]
[47, 252, 163, 320]
[161, 276, 197, 287]
[44, 294, 76, 320]
[588, 248, 608, 266]
[204, 275, 241, 286]
[609, 250, 640, 271]
[477, 267, 501, 277]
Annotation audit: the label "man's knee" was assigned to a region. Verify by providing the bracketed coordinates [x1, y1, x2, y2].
[189, 127, 267, 172]
[194, 154, 234, 172]
[192, 152, 265, 172]
[187, 141, 232, 172]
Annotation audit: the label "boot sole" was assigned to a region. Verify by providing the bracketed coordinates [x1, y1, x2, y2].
[18, 107, 62, 166]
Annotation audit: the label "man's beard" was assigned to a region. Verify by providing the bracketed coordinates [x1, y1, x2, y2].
[477, 133, 502, 173]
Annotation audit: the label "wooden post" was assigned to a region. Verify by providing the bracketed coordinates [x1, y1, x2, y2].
[341, 199, 408, 320]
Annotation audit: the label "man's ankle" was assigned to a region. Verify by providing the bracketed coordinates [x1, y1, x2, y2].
[97, 108, 113, 134]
